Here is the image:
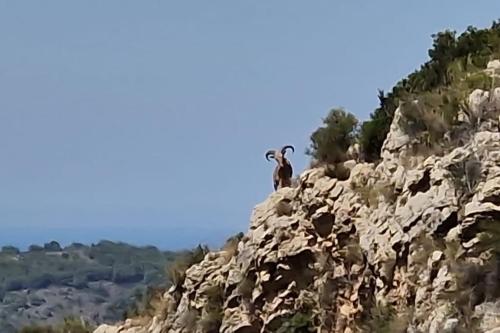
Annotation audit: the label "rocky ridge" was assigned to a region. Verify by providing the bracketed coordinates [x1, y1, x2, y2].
[96, 61, 500, 333]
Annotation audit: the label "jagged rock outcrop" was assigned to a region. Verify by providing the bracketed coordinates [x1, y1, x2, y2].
[95, 68, 500, 333]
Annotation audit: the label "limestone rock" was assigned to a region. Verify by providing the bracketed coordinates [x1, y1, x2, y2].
[94, 326, 121, 333]
[95, 78, 500, 333]
[487, 60, 500, 78]
[381, 107, 410, 162]
[442, 318, 459, 333]
[469, 89, 490, 119]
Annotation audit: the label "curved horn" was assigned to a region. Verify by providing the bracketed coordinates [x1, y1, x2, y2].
[281, 145, 295, 155]
[265, 150, 276, 161]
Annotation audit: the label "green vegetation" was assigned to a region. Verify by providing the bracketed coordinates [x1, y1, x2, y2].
[276, 312, 314, 333]
[361, 21, 500, 160]
[19, 316, 93, 333]
[0, 240, 182, 333]
[308, 21, 500, 164]
[306, 108, 358, 164]
[0, 240, 178, 296]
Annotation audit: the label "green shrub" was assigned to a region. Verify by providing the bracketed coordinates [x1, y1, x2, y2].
[309, 23, 500, 163]
[306, 108, 358, 165]
[399, 96, 451, 141]
[1, 246, 20, 255]
[44, 241, 62, 252]
[29, 245, 44, 252]
[359, 22, 500, 161]
[360, 89, 398, 162]
[466, 72, 493, 90]
[276, 312, 314, 333]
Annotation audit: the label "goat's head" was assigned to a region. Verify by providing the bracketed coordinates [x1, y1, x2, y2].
[265, 145, 294, 167]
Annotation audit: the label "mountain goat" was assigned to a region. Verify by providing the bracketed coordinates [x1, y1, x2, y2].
[265, 145, 294, 191]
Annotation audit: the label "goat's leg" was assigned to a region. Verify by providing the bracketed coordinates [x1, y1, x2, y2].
[282, 178, 291, 188]
[277, 178, 285, 190]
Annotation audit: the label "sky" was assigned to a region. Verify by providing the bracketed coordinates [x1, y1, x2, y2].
[1, 1, 500, 251]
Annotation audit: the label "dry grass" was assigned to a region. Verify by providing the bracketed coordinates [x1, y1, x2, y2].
[360, 304, 411, 333]
[237, 274, 255, 299]
[437, 230, 500, 331]
[310, 160, 351, 181]
[166, 245, 209, 287]
[166, 260, 189, 287]
[179, 309, 199, 332]
[200, 285, 224, 333]
[352, 180, 396, 208]
[338, 240, 364, 267]
[199, 310, 223, 333]
[221, 232, 243, 262]
[447, 156, 482, 201]
[325, 162, 351, 180]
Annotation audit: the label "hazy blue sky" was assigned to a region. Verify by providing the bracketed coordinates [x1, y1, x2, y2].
[1, 1, 499, 250]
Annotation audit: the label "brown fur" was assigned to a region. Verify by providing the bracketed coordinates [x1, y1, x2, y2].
[266, 145, 294, 191]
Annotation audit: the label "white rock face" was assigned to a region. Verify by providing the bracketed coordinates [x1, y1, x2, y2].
[93, 325, 122, 333]
[380, 106, 411, 170]
[346, 143, 361, 161]
[487, 59, 500, 76]
[95, 67, 500, 333]
[469, 88, 490, 119]
[492, 87, 500, 110]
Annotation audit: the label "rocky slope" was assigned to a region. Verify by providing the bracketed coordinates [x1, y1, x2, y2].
[95, 62, 500, 333]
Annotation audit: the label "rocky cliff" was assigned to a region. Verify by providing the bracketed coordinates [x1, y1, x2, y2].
[95, 62, 500, 333]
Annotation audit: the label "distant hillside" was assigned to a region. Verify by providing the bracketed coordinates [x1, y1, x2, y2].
[0, 240, 181, 333]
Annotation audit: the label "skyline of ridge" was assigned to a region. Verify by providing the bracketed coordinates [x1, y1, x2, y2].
[2, 1, 500, 250]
